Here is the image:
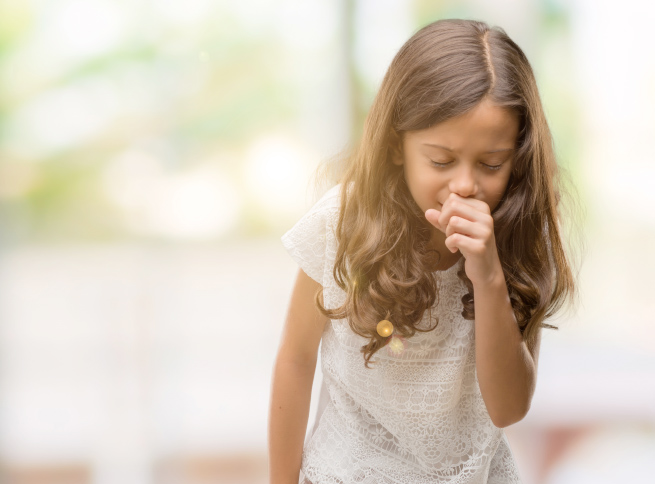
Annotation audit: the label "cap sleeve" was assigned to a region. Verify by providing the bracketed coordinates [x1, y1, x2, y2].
[281, 184, 343, 285]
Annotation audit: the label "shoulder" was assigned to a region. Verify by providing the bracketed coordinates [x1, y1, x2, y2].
[280, 183, 348, 285]
[312, 183, 348, 214]
[297, 183, 348, 232]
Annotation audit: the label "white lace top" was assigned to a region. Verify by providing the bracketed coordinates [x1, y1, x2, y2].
[281, 183, 523, 484]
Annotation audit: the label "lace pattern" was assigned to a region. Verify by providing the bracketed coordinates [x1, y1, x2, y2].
[281, 184, 523, 484]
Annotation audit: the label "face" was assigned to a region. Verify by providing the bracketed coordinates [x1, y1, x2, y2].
[393, 99, 519, 246]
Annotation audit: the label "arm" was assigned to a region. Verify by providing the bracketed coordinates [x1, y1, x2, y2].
[473, 271, 541, 428]
[269, 268, 329, 484]
[425, 193, 542, 429]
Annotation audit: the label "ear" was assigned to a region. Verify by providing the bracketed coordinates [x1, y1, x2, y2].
[389, 128, 404, 166]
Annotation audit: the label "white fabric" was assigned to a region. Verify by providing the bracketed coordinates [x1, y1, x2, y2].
[281, 183, 523, 484]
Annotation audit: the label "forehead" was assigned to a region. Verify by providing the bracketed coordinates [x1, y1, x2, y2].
[404, 101, 520, 153]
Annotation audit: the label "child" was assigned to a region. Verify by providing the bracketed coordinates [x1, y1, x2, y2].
[269, 18, 577, 484]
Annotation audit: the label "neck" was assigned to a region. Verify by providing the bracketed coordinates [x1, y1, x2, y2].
[430, 253, 462, 271]
[427, 230, 462, 271]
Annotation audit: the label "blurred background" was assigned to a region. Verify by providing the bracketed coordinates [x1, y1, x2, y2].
[0, 0, 654, 483]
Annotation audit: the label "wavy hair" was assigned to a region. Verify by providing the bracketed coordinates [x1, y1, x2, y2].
[311, 19, 584, 368]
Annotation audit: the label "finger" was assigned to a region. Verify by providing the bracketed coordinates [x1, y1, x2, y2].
[444, 233, 461, 253]
[445, 216, 478, 239]
[439, 198, 488, 229]
[445, 193, 492, 214]
[425, 209, 445, 233]
[447, 233, 484, 257]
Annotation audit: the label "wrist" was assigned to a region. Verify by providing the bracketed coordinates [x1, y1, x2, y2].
[471, 267, 506, 291]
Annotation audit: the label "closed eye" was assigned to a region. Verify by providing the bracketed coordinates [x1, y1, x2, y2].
[429, 160, 503, 171]
[429, 160, 452, 168]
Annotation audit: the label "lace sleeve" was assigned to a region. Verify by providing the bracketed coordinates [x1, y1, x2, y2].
[281, 184, 342, 285]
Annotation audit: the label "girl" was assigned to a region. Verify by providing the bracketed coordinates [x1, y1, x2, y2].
[269, 18, 578, 484]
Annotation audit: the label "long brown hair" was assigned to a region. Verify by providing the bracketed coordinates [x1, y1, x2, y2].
[312, 19, 584, 368]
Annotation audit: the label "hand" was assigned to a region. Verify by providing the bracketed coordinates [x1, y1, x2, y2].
[425, 193, 504, 287]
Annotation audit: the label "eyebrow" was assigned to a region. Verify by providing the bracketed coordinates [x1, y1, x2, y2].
[423, 143, 514, 154]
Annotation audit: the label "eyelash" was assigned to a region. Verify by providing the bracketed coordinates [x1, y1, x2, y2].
[429, 160, 503, 171]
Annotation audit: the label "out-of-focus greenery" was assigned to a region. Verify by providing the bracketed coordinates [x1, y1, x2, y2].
[0, 2, 299, 244]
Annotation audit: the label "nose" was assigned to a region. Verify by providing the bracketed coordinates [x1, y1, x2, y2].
[448, 163, 478, 198]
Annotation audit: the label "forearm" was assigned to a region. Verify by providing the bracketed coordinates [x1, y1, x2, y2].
[473, 272, 536, 428]
[268, 357, 317, 484]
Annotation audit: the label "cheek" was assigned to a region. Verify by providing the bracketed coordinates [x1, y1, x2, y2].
[492, 178, 508, 195]
[405, 165, 436, 202]
[423, 167, 447, 187]
[485, 176, 512, 206]
[411, 166, 439, 189]
[404, 161, 424, 186]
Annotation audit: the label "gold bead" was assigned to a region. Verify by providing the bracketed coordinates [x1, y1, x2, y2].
[376, 319, 394, 337]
